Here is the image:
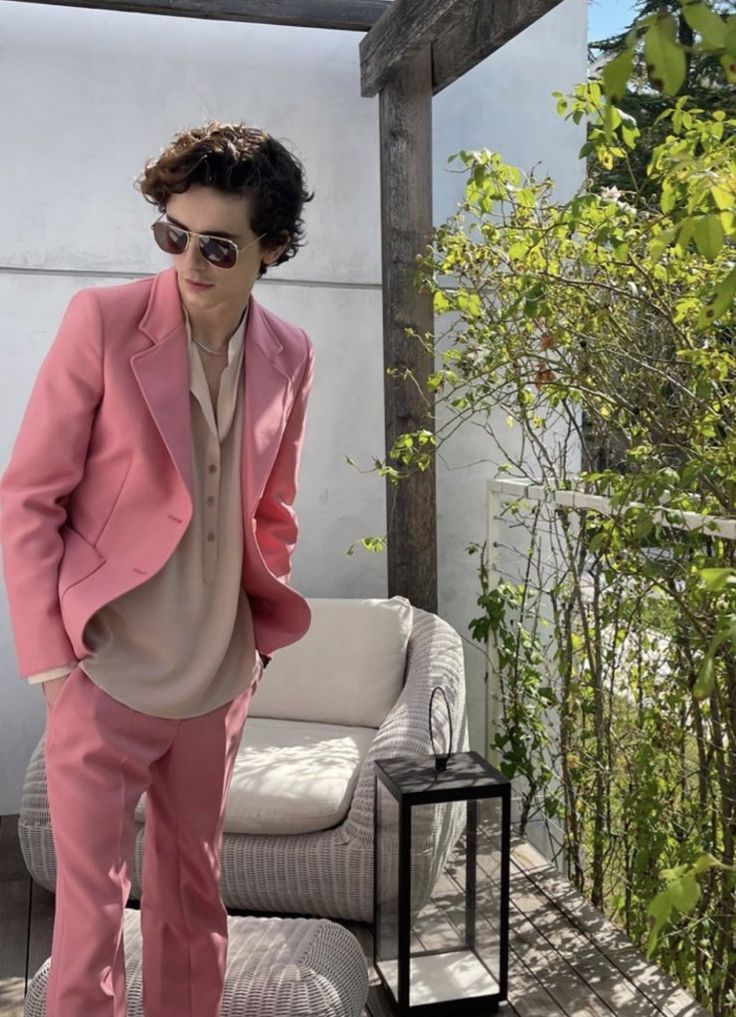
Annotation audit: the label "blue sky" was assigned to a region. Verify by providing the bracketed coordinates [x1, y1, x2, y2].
[588, 0, 639, 42]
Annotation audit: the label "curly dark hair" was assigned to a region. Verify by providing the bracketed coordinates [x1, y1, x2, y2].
[134, 120, 314, 278]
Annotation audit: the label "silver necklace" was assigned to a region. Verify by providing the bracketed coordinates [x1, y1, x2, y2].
[193, 336, 229, 356]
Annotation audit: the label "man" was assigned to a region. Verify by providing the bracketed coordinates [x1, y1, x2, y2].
[0, 121, 315, 1017]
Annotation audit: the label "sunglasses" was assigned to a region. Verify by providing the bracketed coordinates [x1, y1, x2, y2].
[151, 211, 267, 269]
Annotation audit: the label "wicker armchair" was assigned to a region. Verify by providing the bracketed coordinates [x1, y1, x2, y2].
[18, 599, 469, 923]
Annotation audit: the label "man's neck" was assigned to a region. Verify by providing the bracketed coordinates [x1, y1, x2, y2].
[183, 297, 250, 354]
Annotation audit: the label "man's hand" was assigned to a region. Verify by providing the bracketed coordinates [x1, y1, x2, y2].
[42, 673, 70, 709]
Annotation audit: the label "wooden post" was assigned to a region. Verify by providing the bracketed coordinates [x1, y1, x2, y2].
[378, 47, 437, 613]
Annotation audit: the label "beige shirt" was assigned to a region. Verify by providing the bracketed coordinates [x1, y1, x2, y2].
[27, 302, 260, 719]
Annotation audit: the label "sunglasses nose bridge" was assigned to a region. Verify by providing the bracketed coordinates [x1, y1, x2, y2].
[180, 230, 210, 268]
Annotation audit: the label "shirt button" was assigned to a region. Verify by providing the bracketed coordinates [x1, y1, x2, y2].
[207, 495, 216, 505]
[207, 531, 216, 541]
[208, 464, 217, 473]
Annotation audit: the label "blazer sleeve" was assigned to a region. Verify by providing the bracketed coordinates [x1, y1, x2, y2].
[0, 289, 103, 678]
[254, 333, 314, 586]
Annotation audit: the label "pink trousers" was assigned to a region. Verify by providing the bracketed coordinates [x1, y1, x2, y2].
[43, 663, 258, 1017]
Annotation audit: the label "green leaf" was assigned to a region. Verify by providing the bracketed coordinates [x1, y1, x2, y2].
[644, 14, 687, 94]
[634, 512, 654, 539]
[588, 532, 608, 553]
[701, 567, 736, 592]
[660, 182, 676, 214]
[647, 889, 673, 956]
[711, 184, 734, 211]
[602, 49, 634, 103]
[692, 853, 724, 874]
[645, 855, 732, 958]
[696, 265, 736, 329]
[359, 536, 387, 554]
[649, 224, 679, 260]
[621, 123, 639, 149]
[602, 101, 621, 143]
[667, 873, 701, 914]
[682, 2, 727, 48]
[676, 217, 695, 251]
[693, 655, 714, 700]
[725, 14, 736, 57]
[721, 52, 736, 82]
[694, 214, 725, 259]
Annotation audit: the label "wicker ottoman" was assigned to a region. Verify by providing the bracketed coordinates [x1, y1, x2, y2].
[24, 907, 369, 1017]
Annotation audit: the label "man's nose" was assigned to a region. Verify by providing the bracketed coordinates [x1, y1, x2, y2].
[184, 236, 208, 269]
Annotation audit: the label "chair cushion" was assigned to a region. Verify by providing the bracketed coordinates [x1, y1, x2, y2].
[24, 908, 369, 1017]
[251, 595, 412, 727]
[134, 718, 377, 835]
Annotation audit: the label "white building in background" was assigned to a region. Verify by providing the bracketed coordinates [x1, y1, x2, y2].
[0, 0, 586, 812]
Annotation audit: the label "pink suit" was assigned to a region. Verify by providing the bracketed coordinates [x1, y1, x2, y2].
[0, 265, 315, 1016]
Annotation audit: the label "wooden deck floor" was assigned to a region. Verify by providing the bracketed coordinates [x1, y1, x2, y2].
[0, 813, 709, 1017]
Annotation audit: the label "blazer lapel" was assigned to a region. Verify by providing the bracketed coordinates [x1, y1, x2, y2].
[131, 266, 292, 515]
[241, 296, 293, 514]
[132, 268, 194, 502]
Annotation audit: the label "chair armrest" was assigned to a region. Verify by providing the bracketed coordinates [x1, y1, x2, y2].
[339, 606, 469, 846]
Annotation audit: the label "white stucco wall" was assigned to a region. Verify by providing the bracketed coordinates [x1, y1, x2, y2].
[0, 0, 586, 812]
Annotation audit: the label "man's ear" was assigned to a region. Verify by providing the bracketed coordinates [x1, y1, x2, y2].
[264, 232, 290, 267]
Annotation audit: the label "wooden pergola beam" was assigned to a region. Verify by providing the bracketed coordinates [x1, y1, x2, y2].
[21, 0, 392, 32]
[361, 0, 564, 97]
[432, 0, 564, 93]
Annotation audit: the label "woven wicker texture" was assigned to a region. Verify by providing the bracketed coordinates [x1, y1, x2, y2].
[19, 605, 469, 922]
[23, 908, 369, 1017]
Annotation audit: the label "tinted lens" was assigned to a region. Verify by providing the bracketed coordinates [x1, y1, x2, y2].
[199, 236, 237, 268]
[152, 221, 188, 255]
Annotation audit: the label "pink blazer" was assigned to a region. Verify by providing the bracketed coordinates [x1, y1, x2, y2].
[0, 265, 314, 678]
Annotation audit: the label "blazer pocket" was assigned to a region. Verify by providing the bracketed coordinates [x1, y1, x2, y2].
[58, 524, 106, 599]
[72, 453, 134, 549]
